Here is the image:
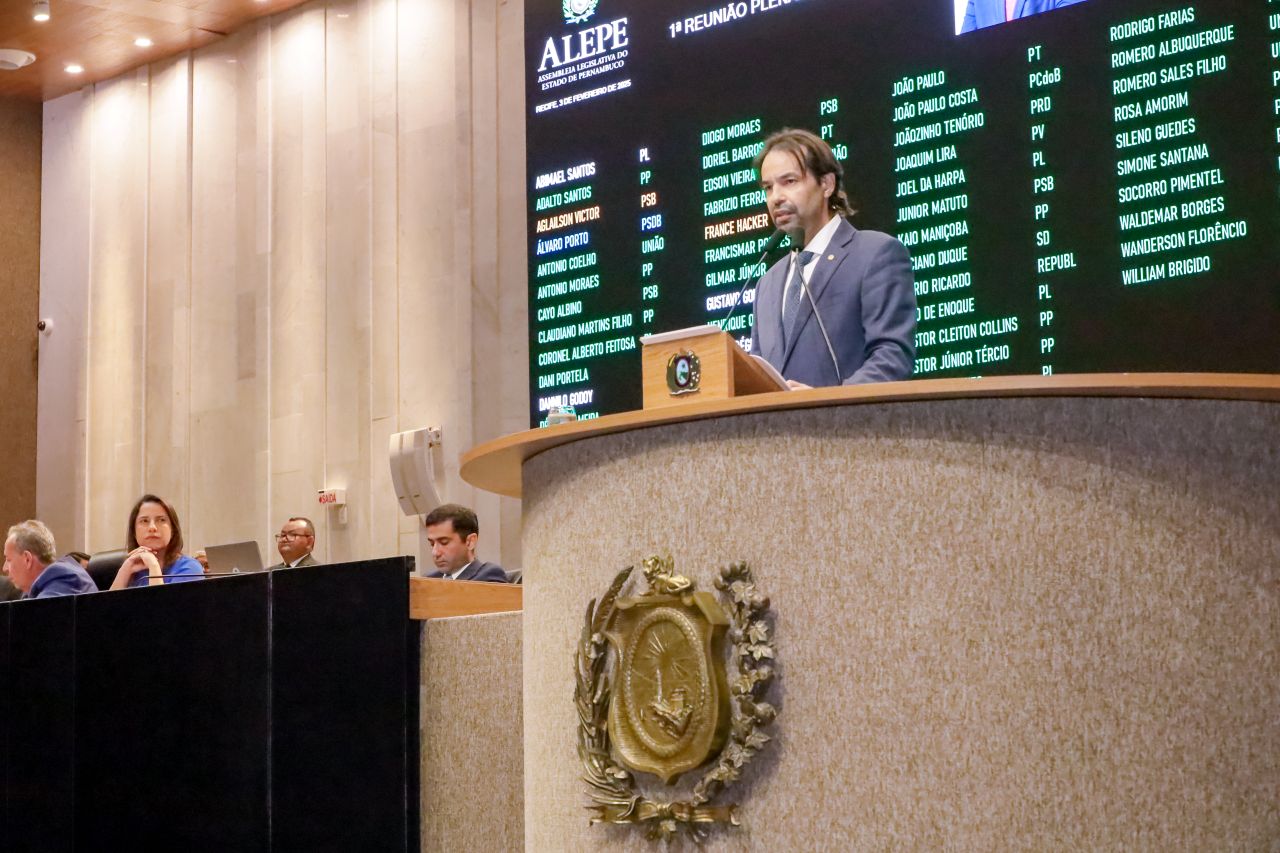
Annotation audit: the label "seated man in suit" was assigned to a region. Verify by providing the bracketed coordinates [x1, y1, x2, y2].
[750, 128, 916, 388]
[268, 517, 320, 570]
[960, 0, 1088, 33]
[3, 520, 97, 599]
[422, 504, 508, 583]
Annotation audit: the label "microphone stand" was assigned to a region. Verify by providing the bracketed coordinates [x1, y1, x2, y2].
[719, 229, 787, 334]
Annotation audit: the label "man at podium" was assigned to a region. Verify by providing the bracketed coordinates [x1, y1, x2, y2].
[750, 129, 916, 388]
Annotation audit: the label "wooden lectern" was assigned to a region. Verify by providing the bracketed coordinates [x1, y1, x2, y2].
[639, 325, 787, 410]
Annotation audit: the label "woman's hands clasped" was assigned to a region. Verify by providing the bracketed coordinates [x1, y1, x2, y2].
[110, 546, 162, 590]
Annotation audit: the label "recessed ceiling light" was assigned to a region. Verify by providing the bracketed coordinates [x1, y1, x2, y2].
[65, 64, 83, 74]
[135, 37, 153, 48]
[0, 50, 37, 71]
[33, 1, 51, 22]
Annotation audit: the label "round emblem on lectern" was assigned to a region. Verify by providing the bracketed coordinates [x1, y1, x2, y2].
[665, 351, 701, 396]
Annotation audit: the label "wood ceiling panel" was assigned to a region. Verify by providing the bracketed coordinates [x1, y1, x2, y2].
[74, 0, 234, 31]
[0, 0, 312, 101]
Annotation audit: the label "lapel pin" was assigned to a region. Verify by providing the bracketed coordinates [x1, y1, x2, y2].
[827, 254, 835, 261]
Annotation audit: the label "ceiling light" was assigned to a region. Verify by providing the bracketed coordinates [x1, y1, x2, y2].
[65, 64, 83, 74]
[134, 37, 153, 48]
[33, 1, 51, 22]
[0, 50, 37, 71]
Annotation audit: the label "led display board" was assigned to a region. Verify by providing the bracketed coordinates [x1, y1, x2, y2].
[526, 0, 1280, 425]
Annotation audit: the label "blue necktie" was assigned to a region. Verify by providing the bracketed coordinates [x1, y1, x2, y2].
[782, 250, 815, 348]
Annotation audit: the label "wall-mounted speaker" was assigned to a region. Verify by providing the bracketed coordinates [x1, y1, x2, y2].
[388, 427, 444, 517]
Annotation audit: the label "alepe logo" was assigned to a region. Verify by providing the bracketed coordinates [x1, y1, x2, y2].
[563, 0, 599, 25]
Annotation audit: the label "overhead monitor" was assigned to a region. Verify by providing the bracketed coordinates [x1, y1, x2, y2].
[525, 0, 1280, 426]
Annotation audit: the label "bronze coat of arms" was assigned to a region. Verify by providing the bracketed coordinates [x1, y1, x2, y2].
[576, 556, 777, 842]
[665, 350, 701, 395]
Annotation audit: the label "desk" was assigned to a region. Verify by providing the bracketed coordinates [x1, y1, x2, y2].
[0, 559, 418, 853]
[409, 576, 522, 620]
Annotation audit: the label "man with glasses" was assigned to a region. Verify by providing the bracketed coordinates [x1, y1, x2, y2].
[269, 517, 319, 570]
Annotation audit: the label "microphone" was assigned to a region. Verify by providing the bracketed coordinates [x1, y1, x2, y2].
[718, 229, 787, 334]
[799, 266, 842, 382]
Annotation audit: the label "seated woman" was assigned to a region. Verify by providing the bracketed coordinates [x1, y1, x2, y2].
[110, 494, 205, 589]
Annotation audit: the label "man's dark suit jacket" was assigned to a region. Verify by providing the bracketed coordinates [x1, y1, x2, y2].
[426, 560, 509, 584]
[267, 552, 320, 571]
[961, 0, 1088, 33]
[750, 218, 916, 387]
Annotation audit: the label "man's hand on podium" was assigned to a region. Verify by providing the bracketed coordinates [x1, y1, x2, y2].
[786, 380, 812, 390]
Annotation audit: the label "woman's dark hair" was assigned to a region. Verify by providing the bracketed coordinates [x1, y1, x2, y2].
[127, 494, 184, 568]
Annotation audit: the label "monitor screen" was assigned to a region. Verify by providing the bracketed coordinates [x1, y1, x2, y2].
[525, 0, 1280, 426]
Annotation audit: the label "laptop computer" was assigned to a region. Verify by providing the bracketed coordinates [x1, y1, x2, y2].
[205, 541, 266, 575]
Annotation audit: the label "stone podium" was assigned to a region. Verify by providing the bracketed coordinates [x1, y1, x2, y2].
[462, 374, 1280, 850]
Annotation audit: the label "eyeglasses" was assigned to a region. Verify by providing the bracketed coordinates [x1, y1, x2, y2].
[274, 532, 310, 541]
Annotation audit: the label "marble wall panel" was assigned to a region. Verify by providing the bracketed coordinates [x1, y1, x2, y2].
[466, 0, 506, 568]
[85, 71, 149, 552]
[39, 0, 530, 573]
[323, 0, 374, 563]
[144, 56, 193, 516]
[368, 0, 403, 560]
[394, 0, 471, 561]
[36, 91, 92, 550]
[187, 27, 272, 553]
[269, 5, 329, 553]
[493, 0, 529, 567]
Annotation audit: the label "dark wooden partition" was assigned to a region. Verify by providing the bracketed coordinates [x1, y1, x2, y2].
[0, 558, 419, 853]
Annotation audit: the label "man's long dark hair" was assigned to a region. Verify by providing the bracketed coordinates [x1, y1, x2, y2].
[754, 127, 856, 217]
